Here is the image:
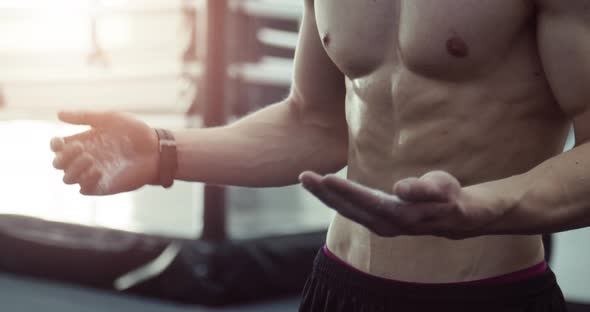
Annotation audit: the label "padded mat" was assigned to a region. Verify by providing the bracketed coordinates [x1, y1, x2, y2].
[0, 273, 299, 312]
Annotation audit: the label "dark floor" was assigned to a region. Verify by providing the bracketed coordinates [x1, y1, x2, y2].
[3, 272, 589, 312]
[0, 273, 300, 312]
[568, 302, 590, 312]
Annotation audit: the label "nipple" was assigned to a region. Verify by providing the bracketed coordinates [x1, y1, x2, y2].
[446, 36, 469, 58]
[323, 33, 331, 47]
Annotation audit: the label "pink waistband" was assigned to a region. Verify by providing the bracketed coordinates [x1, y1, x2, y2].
[322, 245, 547, 286]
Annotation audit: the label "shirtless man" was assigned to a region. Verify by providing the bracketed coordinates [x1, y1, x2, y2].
[51, 0, 589, 310]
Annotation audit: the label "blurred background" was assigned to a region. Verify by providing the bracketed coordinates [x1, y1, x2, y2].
[0, 0, 334, 239]
[0, 0, 588, 311]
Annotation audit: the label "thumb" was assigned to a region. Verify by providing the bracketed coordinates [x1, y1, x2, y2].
[58, 111, 113, 128]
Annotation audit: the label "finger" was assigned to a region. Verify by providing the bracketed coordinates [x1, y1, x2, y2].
[391, 177, 419, 198]
[322, 175, 404, 215]
[321, 174, 368, 195]
[307, 179, 454, 236]
[393, 178, 449, 202]
[63, 130, 95, 145]
[299, 172, 322, 195]
[303, 180, 378, 229]
[299, 171, 323, 187]
[307, 175, 456, 236]
[324, 186, 450, 229]
[50, 137, 65, 152]
[324, 183, 454, 229]
[62, 153, 93, 184]
[53, 142, 84, 170]
[79, 168, 102, 195]
[313, 186, 403, 237]
[58, 111, 113, 128]
[322, 175, 386, 205]
[420, 171, 461, 200]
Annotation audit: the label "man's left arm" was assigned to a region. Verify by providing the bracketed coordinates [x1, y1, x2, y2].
[467, 0, 590, 235]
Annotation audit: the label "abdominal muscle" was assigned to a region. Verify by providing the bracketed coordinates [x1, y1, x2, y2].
[323, 125, 548, 283]
[323, 69, 553, 283]
[323, 100, 548, 283]
[326, 215, 545, 283]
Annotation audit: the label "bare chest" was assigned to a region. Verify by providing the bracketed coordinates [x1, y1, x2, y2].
[314, 0, 534, 80]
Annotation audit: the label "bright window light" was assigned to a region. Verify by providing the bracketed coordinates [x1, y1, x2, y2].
[0, 120, 135, 230]
[0, 0, 131, 53]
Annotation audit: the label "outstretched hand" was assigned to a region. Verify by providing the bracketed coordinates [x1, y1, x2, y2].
[51, 111, 159, 195]
[299, 171, 496, 239]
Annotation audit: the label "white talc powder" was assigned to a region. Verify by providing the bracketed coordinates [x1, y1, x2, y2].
[83, 132, 135, 195]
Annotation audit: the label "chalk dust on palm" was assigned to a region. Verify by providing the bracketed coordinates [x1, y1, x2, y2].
[85, 132, 135, 195]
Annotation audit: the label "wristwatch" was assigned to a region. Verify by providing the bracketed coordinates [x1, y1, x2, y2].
[154, 128, 177, 188]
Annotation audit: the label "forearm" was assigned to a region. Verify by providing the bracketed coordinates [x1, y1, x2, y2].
[466, 142, 590, 235]
[172, 100, 348, 187]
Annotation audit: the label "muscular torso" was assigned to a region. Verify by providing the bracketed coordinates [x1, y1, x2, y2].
[317, 0, 572, 282]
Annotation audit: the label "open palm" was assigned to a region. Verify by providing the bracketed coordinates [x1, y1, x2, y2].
[51, 111, 159, 195]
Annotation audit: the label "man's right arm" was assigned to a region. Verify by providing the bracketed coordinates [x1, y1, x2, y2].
[50, 1, 347, 194]
[173, 0, 348, 187]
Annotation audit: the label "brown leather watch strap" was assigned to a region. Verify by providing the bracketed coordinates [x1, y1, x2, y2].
[154, 128, 177, 188]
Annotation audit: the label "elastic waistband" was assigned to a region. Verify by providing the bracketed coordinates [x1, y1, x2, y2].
[322, 245, 547, 286]
[313, 247, 558, 303]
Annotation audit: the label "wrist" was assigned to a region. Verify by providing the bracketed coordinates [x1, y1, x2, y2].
[461, 179, 523, 235]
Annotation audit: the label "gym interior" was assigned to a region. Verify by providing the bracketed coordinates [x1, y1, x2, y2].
[0, 1, 588, 311]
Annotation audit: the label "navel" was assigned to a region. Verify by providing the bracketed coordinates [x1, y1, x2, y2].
[446, 36, 469, 58]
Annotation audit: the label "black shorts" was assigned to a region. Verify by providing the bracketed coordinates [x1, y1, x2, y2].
[299, 248, 566, 312]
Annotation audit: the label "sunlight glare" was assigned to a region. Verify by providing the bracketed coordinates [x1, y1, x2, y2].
[0, 0, 131, 53]
[0, 120, 135, 231]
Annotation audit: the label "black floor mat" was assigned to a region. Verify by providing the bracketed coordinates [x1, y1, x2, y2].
[0, 273, 300, 312]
